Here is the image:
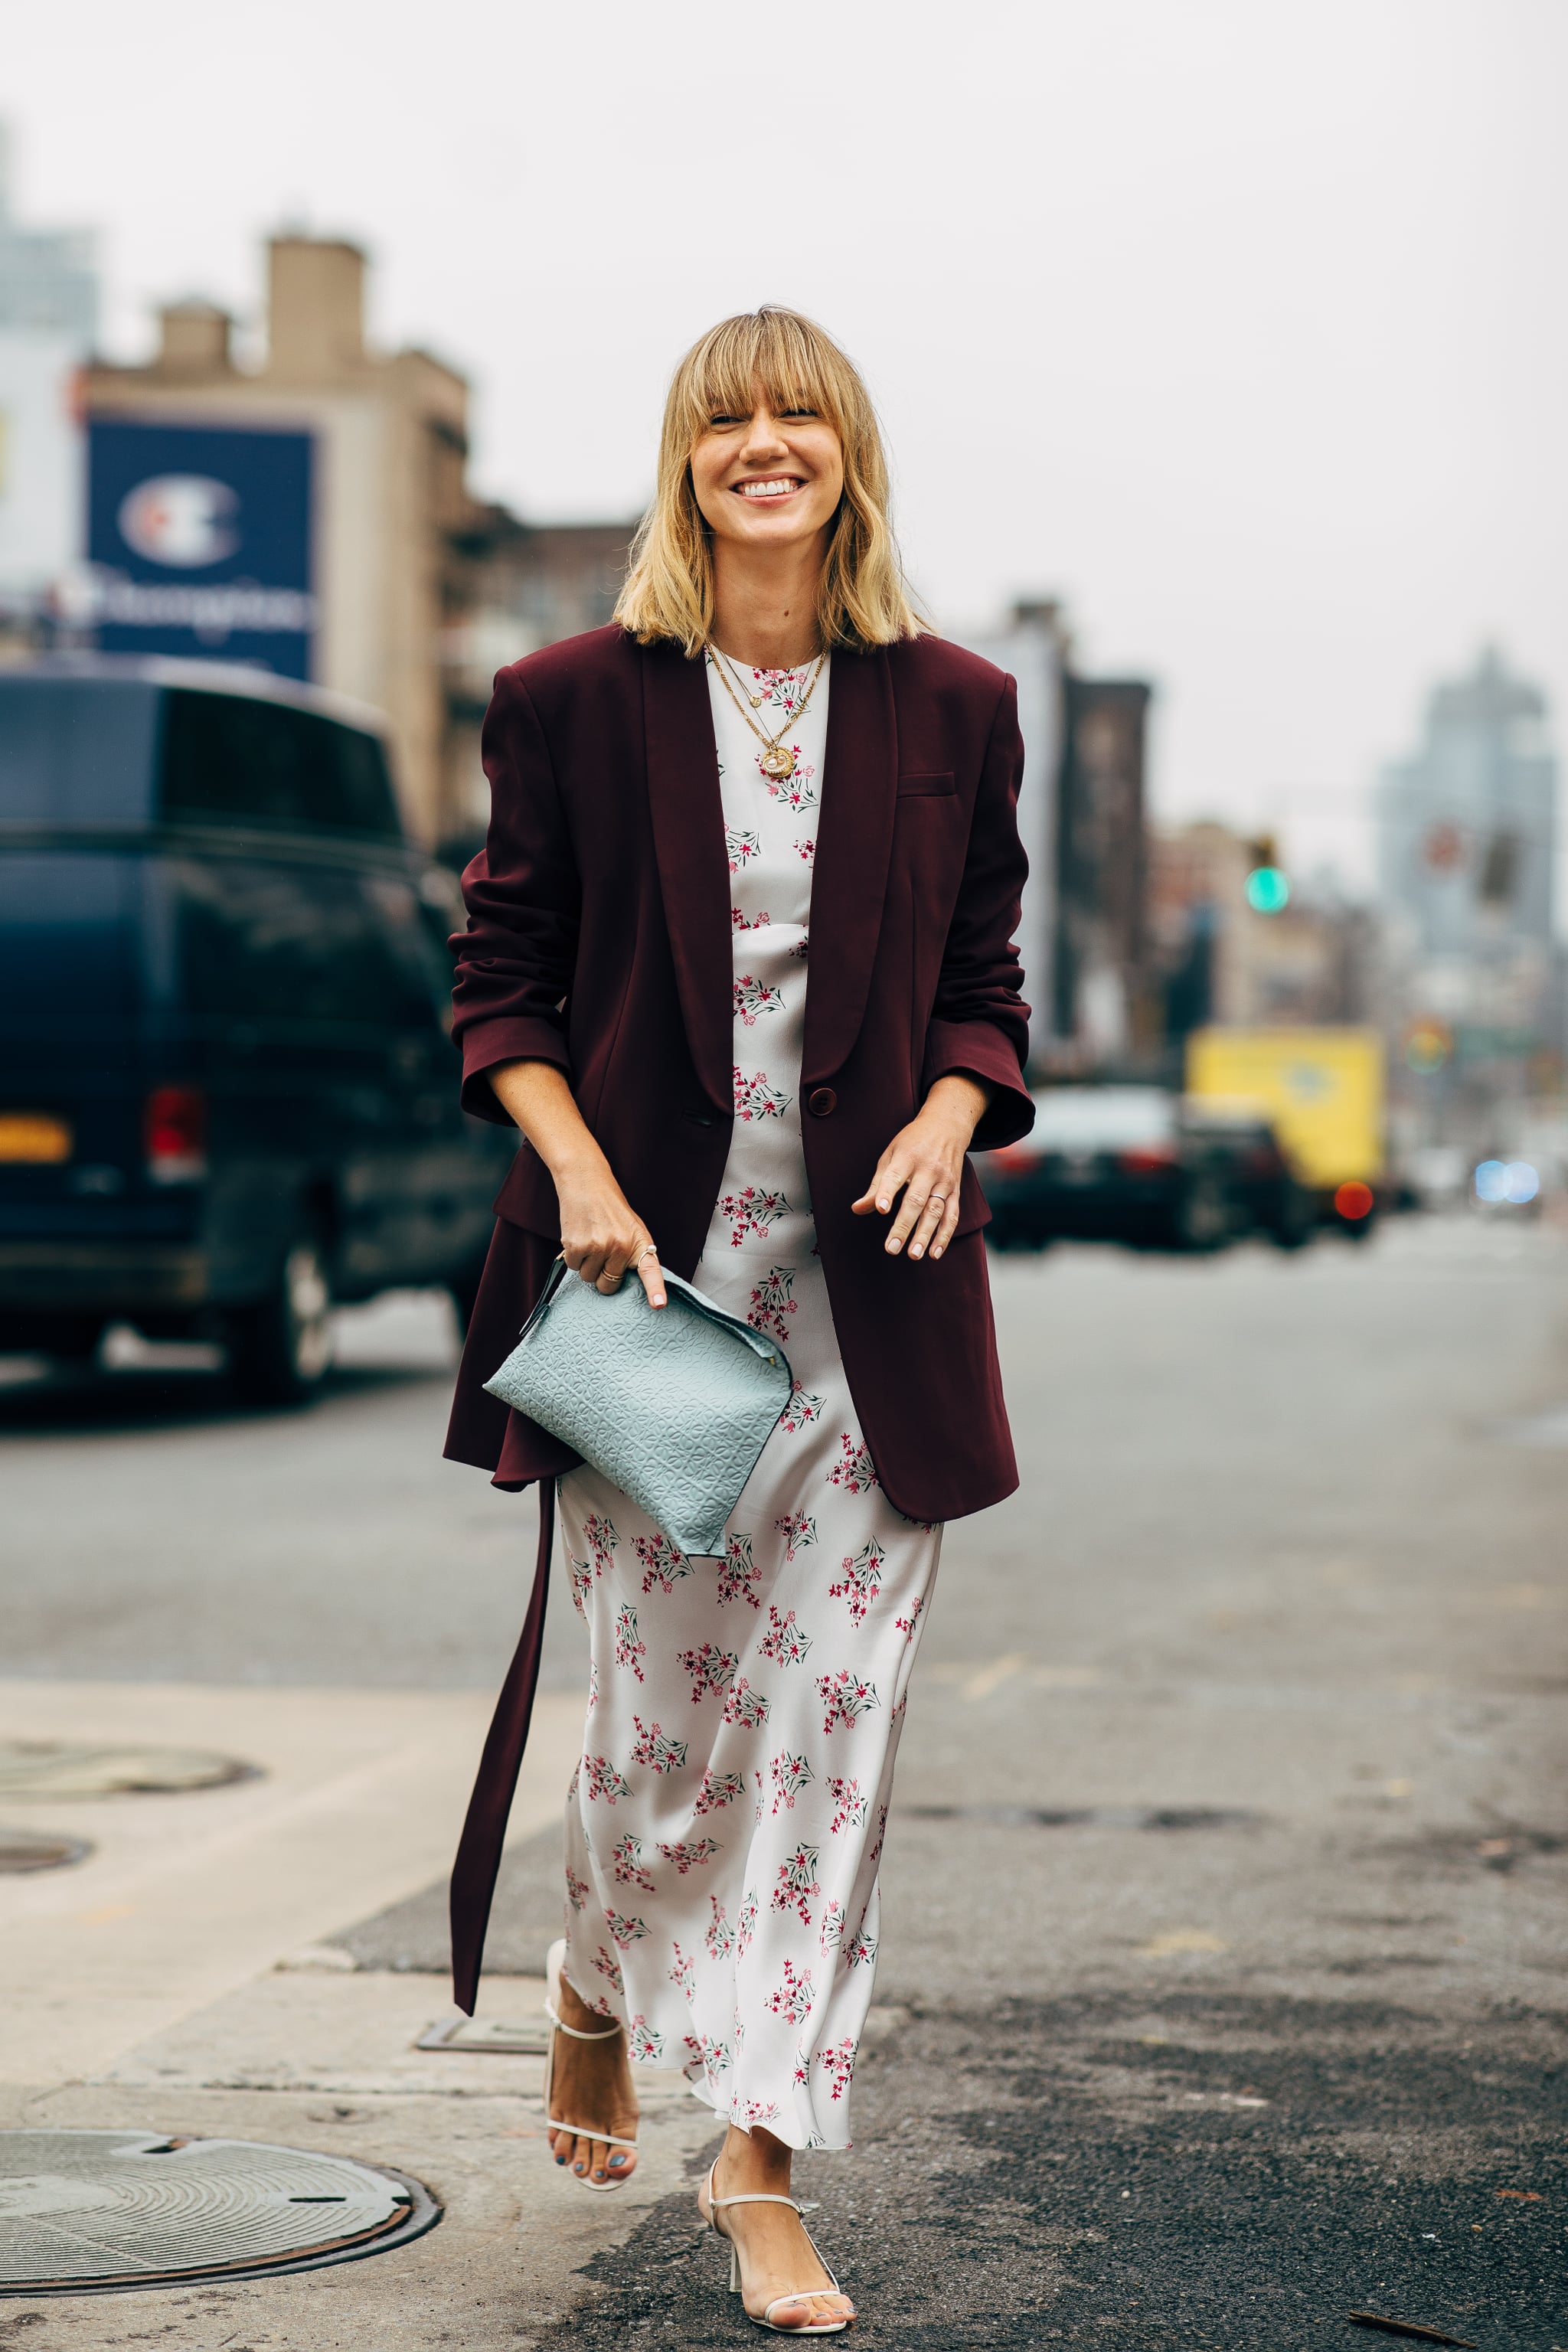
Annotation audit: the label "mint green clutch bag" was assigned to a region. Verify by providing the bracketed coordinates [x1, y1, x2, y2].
[482, 1258, 793, 1557]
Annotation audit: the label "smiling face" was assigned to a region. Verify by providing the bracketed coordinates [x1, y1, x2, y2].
[689, 387, 845, 559]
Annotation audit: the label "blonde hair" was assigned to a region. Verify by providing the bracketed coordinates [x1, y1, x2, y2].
[615, 307, 926, 655]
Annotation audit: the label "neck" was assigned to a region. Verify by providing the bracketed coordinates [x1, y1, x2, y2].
[709, 535, 827, 670]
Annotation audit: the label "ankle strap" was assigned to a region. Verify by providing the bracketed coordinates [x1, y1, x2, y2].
[544, 1998, 622, 2042]
[707, 2160, 800, 2215]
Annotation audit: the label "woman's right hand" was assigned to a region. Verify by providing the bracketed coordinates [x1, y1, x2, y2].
[487, 1060, 668, 1310]
[557, 1166, 667, 1308]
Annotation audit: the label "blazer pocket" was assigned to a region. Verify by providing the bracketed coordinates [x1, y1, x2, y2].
[897, 771, 956, 798]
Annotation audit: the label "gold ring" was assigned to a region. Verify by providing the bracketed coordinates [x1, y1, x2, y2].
[637, 1243, 658, 1262]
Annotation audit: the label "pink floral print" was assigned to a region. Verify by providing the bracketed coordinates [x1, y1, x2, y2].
[733, 1067, 792, 1122]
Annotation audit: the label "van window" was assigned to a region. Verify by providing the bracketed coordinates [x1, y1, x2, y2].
[0, 680, 160, 828]
[178, 860, 439, 1031]
[158, 691, 402, 842]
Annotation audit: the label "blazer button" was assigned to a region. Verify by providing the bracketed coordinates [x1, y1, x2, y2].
[807, 1086, 838, 1118]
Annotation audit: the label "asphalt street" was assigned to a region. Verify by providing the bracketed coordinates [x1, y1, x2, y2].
[5, 1214, 1567, 2348]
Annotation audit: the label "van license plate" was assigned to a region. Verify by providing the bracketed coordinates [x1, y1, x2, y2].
[0, 1114, 73, 1164]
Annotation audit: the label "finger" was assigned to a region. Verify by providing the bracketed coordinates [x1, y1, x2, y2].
[571, 1243, 607, 1284]
[886, 1183, 931, 1255]
[853, 1159, 907, 1218]
[634, 1245, 667, 1310]
[906, 1188, 949, 1262]
[929, 1189, 962, 1261]
[595, 1240, 633, 1292]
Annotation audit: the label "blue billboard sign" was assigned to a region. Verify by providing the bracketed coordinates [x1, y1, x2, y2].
[85, 420, 317, 679]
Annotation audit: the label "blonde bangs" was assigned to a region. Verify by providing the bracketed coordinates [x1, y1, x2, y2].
[615, 307, 926, 658]
[673, 311, 849, 451]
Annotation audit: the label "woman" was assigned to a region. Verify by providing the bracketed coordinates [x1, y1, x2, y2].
[444, 307, 1032, 2333]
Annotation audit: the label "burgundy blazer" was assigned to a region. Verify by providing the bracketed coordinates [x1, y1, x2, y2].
[443, 623, 1034, 1527]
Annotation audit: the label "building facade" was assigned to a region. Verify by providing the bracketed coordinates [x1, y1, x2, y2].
[1148, 821, 1377, 1038]
[1052, 675, 1153, 1066]
[72, 234, 639, 853]
[951, 599, 1067, 1062]
[80, 240, 472, 844]
[440, 506, 636, 862]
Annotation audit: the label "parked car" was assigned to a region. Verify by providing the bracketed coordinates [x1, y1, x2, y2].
[0, 658, 514, 1400]
[1179, 1100, 1317, 1249]
[976, 1085, 1315, 1255]
[977, 1086, 1236, 1253]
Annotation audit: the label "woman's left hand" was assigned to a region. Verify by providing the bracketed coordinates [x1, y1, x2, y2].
[851, 1074, 992, 1263]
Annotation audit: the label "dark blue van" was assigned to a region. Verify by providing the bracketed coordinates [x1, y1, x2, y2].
[0, 658, 513, 1400]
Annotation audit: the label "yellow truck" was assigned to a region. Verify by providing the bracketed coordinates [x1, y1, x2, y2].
[1185, 1027, 1386, 1231]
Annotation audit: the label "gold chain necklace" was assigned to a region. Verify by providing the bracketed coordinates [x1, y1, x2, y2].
[707, 646, 825, 782]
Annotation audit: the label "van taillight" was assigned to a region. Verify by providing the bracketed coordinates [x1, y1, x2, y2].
[145, 1086, 207, 1183]
[1118, 1142, 1178, 1174]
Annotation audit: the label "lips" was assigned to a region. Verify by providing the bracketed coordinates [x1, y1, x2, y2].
[733, 477, 805, 500]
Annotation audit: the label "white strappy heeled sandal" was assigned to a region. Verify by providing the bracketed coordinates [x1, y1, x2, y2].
[541, 1936, 638, 2191]
[703, 2157, 854, 2334]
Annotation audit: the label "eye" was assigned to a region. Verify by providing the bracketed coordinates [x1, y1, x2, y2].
[781, 407, 817, 420]
[708, 413, 743, 428]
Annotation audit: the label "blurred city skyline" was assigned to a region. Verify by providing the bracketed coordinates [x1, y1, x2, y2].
[5, 0, 1564, 903]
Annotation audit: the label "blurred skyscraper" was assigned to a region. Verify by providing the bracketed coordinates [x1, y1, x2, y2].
[0, 125, 98, 341]
[1377, 647, 1555, 953]
[0, 123, 98, 610]
[1377, 647, 1560, 1133]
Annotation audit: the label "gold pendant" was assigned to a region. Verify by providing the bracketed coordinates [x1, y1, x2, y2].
[760, 743, 795, 782]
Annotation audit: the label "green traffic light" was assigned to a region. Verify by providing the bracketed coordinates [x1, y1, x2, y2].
[1244, 866, 1290, 913]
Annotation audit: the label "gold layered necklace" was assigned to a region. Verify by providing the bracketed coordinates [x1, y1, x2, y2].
[707, 645, 826, 782]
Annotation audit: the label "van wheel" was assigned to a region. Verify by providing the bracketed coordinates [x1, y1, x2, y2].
[1269, 1181, 1315, 1251]
[1170, 1175, 1231, 1252]
[228, 1233, 333, 1405]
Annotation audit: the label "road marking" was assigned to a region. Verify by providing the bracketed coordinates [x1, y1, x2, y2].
[1138, 1928, 1229, 1956]
[959, 1654, 1029, 1701]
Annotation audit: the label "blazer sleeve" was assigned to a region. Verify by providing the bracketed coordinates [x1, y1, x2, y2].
[450, 667, 581, 1125]
[921, 673, 1036, 1153]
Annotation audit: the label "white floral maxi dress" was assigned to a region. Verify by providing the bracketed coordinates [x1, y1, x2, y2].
[556, 653, 943, 2150]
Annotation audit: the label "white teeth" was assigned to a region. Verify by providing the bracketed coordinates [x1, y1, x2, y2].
[737, 479, 799, 498]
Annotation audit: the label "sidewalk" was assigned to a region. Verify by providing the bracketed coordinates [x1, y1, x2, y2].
[0, 1677, 718, 2350]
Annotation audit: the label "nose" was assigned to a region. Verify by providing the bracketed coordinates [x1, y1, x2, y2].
[739, 403, 789, 463]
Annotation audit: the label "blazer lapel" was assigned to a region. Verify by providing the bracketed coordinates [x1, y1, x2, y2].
[803, 643, 898, 1083]
[642, 640, 733, 1112]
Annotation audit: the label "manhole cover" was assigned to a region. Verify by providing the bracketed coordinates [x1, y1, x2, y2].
[0, 2132, 438, 2296]
[0, 1829, 92, 1874]
[0, 1745, 260, 1801]
[906, 1804, 1263, 1831]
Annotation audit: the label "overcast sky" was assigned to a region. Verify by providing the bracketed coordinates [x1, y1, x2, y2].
[6, 0, 1563, 894]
